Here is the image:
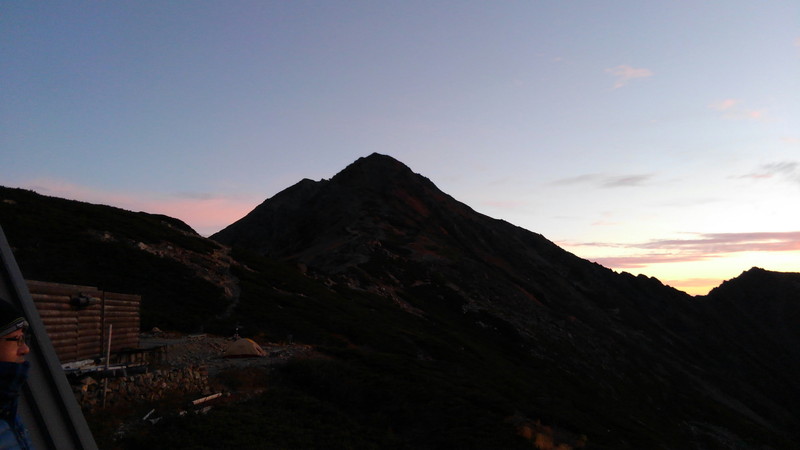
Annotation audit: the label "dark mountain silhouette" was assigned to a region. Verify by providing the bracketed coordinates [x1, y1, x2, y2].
[2, 154, 799, 449]
[213, 153, 800, 447]
[0, 187, 235, 330]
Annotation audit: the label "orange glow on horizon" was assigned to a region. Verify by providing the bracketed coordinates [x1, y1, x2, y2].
[661, 279, 722, 296]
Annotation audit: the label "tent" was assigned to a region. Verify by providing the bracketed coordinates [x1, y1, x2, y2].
[223, 338, 267, 358]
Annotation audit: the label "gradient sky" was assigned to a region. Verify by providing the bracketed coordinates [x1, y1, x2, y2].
[2, 1, 799, 295]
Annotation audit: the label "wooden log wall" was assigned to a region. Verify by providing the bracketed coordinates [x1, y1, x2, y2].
[26, 280, 141, 364]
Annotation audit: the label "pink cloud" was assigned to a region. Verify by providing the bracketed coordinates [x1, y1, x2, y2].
[605, 65, 653, 89]
[708, 99, 739, 111]
[580, 231, 800, 269]
[708, 99, 767, 121]
[590, 252, 714, 269]
[636, 232, 800, 253]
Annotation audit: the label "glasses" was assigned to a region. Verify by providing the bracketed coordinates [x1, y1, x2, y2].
[2, 332, 29, 348]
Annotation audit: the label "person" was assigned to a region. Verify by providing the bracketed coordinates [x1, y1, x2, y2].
[0, 300, 33, 449]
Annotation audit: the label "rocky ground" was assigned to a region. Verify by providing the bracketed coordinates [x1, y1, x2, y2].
[140, 332, 318, 377]
[83, 332, 322, 443]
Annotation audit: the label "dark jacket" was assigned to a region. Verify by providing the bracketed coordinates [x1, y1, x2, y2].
[0, 361, 33, 449]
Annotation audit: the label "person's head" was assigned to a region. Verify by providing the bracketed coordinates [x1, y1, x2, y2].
[0, 301, 29, 364]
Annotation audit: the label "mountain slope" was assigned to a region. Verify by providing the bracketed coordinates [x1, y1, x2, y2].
[213, 153, 800, 447]
[3, 154, 799, 448]
[0, 186, 235, 330]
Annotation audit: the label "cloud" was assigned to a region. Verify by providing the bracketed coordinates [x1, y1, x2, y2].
[602, 174, 651, 188]
[636, 232, 800, 253]
[708, 98, 767, 121]
[738, 161, 800, 185]
[550, 174, 602, 186]
[657, 197, 720, 208]
[590, 253, 710, 269]
[709, 99, 739, 111]
[551, 173, 653, 188]
[605, 65, 653, 89]
[581, 231, 800, 269]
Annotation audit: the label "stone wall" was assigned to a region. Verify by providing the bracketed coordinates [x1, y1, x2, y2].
[74, 366, 211, 411]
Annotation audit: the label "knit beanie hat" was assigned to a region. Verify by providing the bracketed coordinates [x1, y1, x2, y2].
[0, 300, 27, 337]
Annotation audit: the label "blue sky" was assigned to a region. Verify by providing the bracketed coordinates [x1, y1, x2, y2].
[2, 1, 798, 294]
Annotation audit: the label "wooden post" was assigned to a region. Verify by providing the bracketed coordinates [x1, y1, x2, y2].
[105, 324, 113, 366]
[102, 324, 112, 408]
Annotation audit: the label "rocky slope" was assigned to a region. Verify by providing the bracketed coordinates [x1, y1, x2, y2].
[213, 153, 800, 447]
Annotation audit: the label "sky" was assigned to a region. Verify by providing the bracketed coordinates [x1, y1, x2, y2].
[2, 1, 798, 295]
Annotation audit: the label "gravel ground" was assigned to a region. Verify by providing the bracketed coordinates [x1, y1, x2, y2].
[139, 333, 317, 376]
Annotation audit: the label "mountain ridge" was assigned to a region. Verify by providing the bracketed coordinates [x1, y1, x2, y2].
[210, 153, 800, 446]
[2, 154, 799, 448]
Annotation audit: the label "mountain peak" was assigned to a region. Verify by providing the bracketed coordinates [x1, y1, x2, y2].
[343, 153, 411, 172]
[330, 153, 419, 189]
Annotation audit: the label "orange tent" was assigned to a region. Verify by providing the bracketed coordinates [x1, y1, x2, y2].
[223, 338, 267, 358]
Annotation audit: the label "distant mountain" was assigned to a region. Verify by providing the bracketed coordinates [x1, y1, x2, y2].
[2, 155, 799, 448]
